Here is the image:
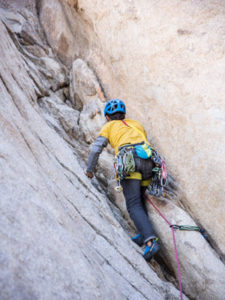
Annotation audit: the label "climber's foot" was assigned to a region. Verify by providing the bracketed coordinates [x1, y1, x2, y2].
[143, 239, 160, 261]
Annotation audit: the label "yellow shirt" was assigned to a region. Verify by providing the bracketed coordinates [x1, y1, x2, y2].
[99, 119, 149, 154]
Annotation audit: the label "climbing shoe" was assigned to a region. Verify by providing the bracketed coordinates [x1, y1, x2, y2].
[143, 239, 160, 261]
[131, 233, 144, 247]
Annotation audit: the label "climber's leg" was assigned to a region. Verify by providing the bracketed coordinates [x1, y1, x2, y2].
[121, 179, 156, 243]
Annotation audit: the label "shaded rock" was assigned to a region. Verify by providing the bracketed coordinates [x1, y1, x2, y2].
[79, 100, 105, 143]
[39, 57, 68, 91]
[38, 93, 80, 138]
[69, 58, 105, 143]
[70, 58, 105, 109]
[0, 7, 65, 97]
[0, 7, 25, 33]
[0, 6, 46, 49]
[39, 0, 89, 66]
[70, 59, 97, 106]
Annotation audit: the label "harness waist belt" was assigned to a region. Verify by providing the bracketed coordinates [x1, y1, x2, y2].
[119, 141, 145, 151]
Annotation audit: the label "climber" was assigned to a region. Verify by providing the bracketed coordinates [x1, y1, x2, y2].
[85, 99, 160, 261]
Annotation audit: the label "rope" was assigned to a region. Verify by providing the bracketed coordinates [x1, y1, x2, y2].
[145, 193, 183, 300]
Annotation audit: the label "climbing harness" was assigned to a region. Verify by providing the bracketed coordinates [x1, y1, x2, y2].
[145, 194, 207, 300]
[113, 141, 153, 192]
[121, 120, 168, 197]
[114, 120, 168, 195]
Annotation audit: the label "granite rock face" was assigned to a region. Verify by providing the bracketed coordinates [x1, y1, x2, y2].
[69, 58, 106, 143]
[1, 1, 225, 300]
[0, 5, 184, 300]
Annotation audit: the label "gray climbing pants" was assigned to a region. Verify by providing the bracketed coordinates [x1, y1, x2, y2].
[121, 179, 156, 243]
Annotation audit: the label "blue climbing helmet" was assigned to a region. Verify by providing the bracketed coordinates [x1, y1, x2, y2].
[104, 99, 126, 116]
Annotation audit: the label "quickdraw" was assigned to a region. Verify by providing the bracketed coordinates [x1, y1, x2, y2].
[113, 146, 135, 192]
[170, 225, 207, 239]
[114, 147, 135, 180]
[148, 150, 168, 197]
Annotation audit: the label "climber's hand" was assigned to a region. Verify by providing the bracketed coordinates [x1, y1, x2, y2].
[85, 171, 94, 178]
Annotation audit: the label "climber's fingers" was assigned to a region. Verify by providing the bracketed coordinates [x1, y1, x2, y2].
[85, 171, 94, 178]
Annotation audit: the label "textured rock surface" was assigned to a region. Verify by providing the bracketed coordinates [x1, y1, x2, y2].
[146, 198, 225, 300]
[70, 59, 106, 143]
[0, 7, 184, 300]
[1, 1, 225, 300]
[40, 0, 225, 259]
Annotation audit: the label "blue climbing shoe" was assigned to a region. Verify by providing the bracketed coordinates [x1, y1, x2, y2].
[131, 233, 144, 247]
[143, 239, 160, 261]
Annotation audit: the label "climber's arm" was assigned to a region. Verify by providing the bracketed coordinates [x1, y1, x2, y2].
[85, 136, 108, 177]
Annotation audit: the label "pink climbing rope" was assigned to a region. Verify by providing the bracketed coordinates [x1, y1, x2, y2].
[145, 194, 183, 300]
